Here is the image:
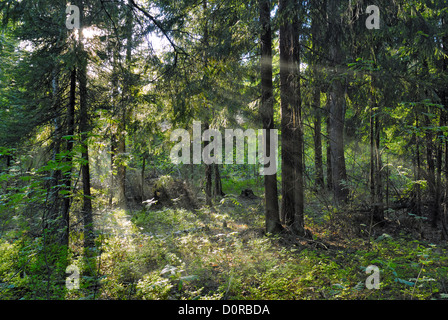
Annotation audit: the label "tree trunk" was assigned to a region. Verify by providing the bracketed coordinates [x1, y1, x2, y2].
[425, 111, 438, 228]
[279, 0, 304, 235]
[415, 114, 422, 216]
[45, 68, 63, 244]
[260, 0, 282, 234]
[326, 95, 333, 191]
[370, 93, 375, 214]
[204, 121, 213, 206]
[117, 2, 134, 210]
[441, 23, 448, 238]
[328, 84, 348, 203]
[205, 165, 212, 205]
[291, 8, 304, 236]
[141, 155, 146, 202]
[60, 67, 76, 247]
[109, 133, 115, 207]
[327, 0, 348, 203]
[205, 164, 212, 206]
[117, 120, 127, 209]
[78, 23, 94, 249]
[213, 164, 224, 197]
[202, 0, 213, 207]
[434, 110, 443, 230]
[279, 0, 294, 226]
[311, 3, 324, 189]
[374, 103, 384, 221]
[444, 110, 448, 238]
[109, 37, 119, 207]
[313, 89, 324, 189]
[369, 82, 383, 222]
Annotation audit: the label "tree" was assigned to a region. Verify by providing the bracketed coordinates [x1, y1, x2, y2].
[326, 0, 349, 204]
[279, 0, 304, 235]
[145, 0, 258, 206]
[310, 0, 325, 189]
[0, 0, 84, 297]
[114, 0, 136, 210]
[260, 0, 282, 234]
[72, 0, 94, 249]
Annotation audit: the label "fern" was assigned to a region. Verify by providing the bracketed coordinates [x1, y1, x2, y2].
[219, 195, 241, 207]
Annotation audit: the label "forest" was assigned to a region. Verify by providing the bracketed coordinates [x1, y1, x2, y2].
[0, 0, 448, 302]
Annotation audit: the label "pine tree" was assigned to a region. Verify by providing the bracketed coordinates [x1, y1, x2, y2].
[326, 0, 349, 204]
[260, 0, 282, 234]
[279, 0, 304, 235]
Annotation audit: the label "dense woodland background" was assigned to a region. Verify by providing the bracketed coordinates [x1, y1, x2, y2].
[1, 0, 448, 300]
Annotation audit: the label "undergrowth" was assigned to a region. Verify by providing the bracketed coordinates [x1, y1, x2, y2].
[1, 193, 448, 300]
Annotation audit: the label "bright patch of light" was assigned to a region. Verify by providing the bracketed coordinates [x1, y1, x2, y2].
[82, 26, 103, 40]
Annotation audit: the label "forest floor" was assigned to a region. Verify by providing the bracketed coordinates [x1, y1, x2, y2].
[62, 178, 448, 301]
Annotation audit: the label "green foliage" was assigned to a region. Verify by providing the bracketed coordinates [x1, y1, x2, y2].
[132, 207, 200, 235]
[1, 0, 448, 302]
[221, 175, 263, 195]
[136, 272, 173, 300]
[0, 237, 70, 300]
[353, 237, 448, 299]
[0, 239, 23, 299]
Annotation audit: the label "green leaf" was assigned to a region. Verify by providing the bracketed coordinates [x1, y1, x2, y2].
[395, 278, 415, 286]
[179, 275, 199, 282]
[416, 30, 429, 38]
[374, 233, 392, 242]
[354, 281, 364, 291]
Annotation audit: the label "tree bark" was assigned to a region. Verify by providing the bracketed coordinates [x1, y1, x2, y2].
[311, 3, 324, 189]
[441, 21, 448, 238]
[327, 0, 348, 203]
[279, 0, 304, 235]
[78, 17, 94, 249]
[374, 103, 383, 221]
[213, 164, 224, 197]
[326, 95, 333, 191]
[425, 111, 438, 228]
[313, 89, 324, 189]
[369, 84, 383, 222]
[370, 92, 375, 213]
[117, 2, 135, 210]
[415, 114, 422, 216]
[141, 154, 146, 202]
[202, 0, 213, 207]
[328, 85, 348, 203]
[109, 37, 119, 207]
[204, 121, 212, 206]
[434, 111, 443, 230]
[60, 67, 76, 247]
[109, 133, 115, 207]
[116, 124, 127, 209]
[45, 68, 63, 244]
[260, 0, 282, 234]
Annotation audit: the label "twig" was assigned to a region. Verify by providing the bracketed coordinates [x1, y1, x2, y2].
[411, 262, 424, 299]
[127, 0, 187, 57]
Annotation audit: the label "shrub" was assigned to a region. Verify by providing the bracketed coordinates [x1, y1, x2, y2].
[136, 272, 173, 300]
